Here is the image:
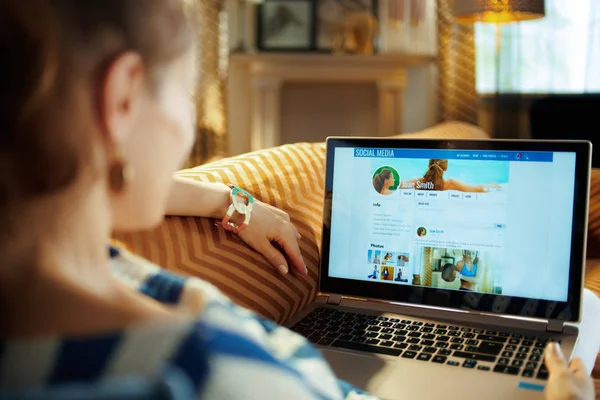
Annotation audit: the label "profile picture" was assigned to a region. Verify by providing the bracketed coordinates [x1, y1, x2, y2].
[394, 268, 408, 282]
[367, 265, 379, 280]
[396, 252, 409, 267]
[380, 266, 394, 281]
[372, 166, 400, 196]
[382, 252, 395, 265]
[372, 250, 381, 264]
[417, 227, 427, 237]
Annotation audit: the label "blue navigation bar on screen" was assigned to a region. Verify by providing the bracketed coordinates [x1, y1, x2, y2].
[353, 148, 553, 162]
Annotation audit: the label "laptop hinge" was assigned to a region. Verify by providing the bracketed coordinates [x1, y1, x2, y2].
[546, 320, 564, 334]
[326, 294, 342, 306]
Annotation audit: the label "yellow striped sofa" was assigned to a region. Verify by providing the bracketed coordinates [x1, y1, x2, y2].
[112, 121, 600, 387]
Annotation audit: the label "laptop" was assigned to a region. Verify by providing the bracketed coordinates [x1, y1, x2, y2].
[285, 137, 592, 399]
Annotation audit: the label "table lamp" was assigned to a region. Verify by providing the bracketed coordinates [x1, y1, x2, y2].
[454, 0, 544, 88]
[454, 0, 545, 24]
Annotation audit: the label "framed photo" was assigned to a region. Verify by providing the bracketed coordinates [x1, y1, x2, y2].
[257, 0, 314, 51]
[315, 0, 378, 52]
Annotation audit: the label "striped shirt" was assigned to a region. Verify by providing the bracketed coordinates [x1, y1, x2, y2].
[0, 247, 379, 399]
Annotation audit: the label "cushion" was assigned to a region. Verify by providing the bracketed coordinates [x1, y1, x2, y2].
[112, 121, 492, 323]
[585, 259, 600, 379]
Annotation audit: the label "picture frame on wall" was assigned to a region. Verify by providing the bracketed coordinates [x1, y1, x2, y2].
[315, 0, 379, 53]
[257, 0, 314, 51]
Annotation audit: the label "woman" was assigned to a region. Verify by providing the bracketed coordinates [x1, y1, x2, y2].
[382, 266, 390, 280]
[403, 159, 501, 192]
[368, 266, 379, 280]
[373, 251, 381, 264]
[397, 254, 406, 267]
[383, 252, 393, 265]
[395, 269, 403, 281]
[0, 1, 593, 399]
[373, 168, 395, 195]
[440, 251, 481, 292]
[455, 250, 479, 290]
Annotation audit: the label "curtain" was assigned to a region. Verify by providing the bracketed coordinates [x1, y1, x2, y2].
[436, 0, 480, 125]
[184, 0, 229, 167]
[585, 0, 600, 91]
[475, 0, 600, 94]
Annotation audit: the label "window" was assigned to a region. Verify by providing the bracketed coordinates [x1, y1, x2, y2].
[475, 0, 600, 94]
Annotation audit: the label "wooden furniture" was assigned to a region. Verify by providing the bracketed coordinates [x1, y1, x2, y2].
[227, 53, 436, 156]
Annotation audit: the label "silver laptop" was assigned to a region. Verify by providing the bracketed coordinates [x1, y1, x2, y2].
[286, 137, 592, 400]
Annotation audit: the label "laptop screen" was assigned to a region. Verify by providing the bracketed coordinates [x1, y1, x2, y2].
[321, 139, 590, 322]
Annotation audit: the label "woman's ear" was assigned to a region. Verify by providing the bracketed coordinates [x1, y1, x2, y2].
[98, 52, 145, 146]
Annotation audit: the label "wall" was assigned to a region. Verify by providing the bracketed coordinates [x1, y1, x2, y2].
[279, 65, 439, 145]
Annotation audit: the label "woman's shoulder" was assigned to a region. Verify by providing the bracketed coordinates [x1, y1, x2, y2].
[0, 286, 361, 398]
[0, 246, 379, 399]
[0, 301, 289, 395]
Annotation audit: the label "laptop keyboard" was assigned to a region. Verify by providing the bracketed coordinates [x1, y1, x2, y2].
[291, 308, 560, 380]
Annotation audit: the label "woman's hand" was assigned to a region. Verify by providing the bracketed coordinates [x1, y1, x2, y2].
[165, 179, 307, 276]
[544, 342, 595, 400]
[236, 199, 308, 276]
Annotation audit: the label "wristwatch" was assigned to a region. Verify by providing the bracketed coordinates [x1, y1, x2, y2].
[219, 184, 254, 234]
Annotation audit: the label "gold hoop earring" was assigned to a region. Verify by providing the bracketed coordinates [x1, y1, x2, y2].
[108, 155, 134, 194]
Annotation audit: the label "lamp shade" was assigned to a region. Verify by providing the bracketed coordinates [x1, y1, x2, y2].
[454, 0, 545, 24]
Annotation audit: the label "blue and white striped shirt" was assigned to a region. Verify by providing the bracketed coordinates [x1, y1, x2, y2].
[0, 247, 378, 399]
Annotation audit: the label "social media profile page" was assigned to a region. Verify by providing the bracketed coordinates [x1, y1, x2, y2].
[328, 147, 576, 303]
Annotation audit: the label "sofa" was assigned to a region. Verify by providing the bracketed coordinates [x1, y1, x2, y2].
[112, 121, 600, 394]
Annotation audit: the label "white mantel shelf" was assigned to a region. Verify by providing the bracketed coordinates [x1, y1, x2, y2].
[227, 52, 437, 155]
[230, 52, 436, 66]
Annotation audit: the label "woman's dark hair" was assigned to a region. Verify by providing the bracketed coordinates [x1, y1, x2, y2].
[373, 169, 392, 193]
[0, 0, 192, 208]
[421, 159, 448, 190]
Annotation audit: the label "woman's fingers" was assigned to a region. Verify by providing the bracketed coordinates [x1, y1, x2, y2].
[238, 200, 306, 275]
[544, 342, 569, 375]
[273, 223, 307, 275]
[543, 343, 595, 400]
[258, 240, 291, 275]
[568, 357, 589, 378]
[256, 234, 306, 276]
[271, 221, 308, 275]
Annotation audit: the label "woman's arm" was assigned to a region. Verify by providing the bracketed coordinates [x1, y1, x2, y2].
[166, 176, 307, 275]
[458, 264, 483, 284]
[445, 179, 497, 193]
[166, 176, 230, 218]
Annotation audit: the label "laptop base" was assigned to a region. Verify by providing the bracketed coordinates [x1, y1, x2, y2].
[286, 300, 578, 400]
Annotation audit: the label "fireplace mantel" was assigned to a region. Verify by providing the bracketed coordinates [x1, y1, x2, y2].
[227, 53, 436, 155]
